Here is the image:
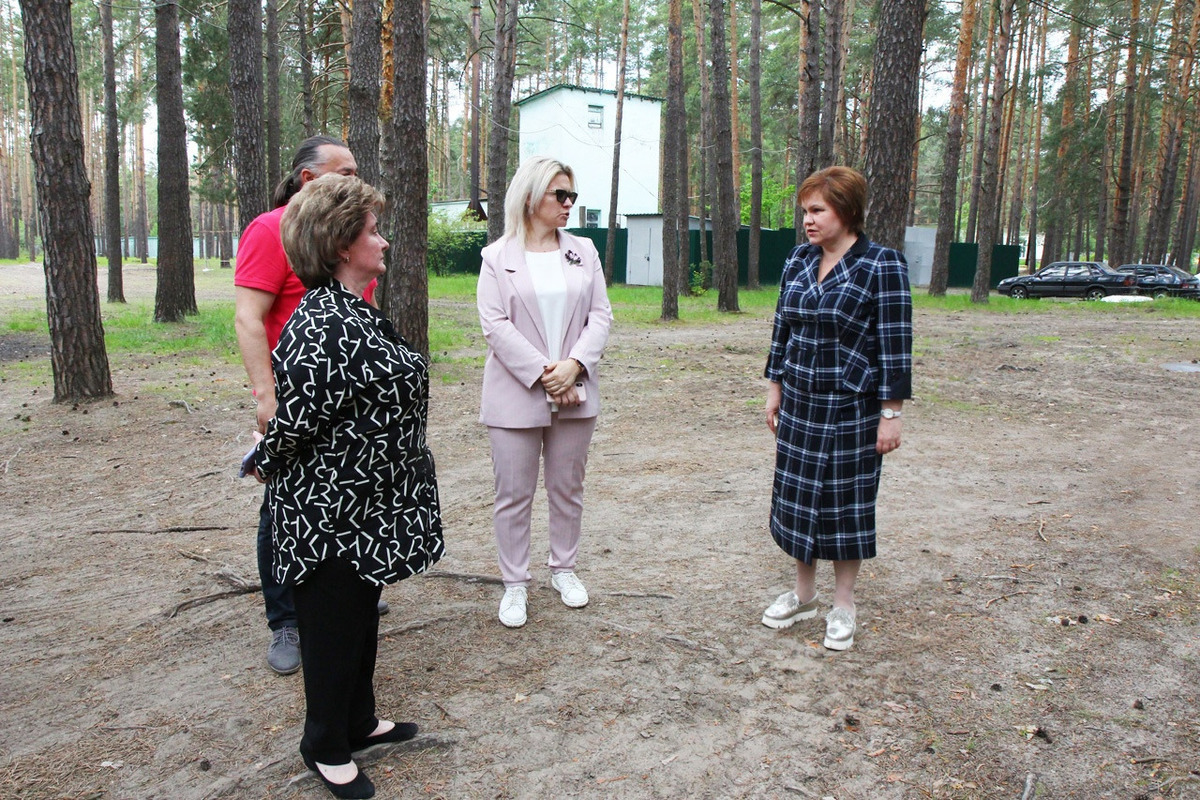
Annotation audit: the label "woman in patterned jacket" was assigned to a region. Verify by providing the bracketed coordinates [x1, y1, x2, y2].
[761, 166, 912, 652]
[253, 173, 444, 799]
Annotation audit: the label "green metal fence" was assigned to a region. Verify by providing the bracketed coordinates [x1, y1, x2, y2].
[434, 227, 1018, 290]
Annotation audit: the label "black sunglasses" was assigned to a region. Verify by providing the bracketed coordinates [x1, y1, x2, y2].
[547, 189, 578, 205]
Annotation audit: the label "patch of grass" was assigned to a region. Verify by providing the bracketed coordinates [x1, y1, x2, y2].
[606, 284, 777, 325]
[100, 301, 240, 362]
[2, 310, 47, 334]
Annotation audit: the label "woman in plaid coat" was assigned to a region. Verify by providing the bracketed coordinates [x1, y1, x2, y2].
[761, 166, 912, 651]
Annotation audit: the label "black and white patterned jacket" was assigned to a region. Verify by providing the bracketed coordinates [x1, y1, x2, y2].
[257, 282, 444, 587]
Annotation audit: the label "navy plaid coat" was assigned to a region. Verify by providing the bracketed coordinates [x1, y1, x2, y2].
[764, 236, 912, 562]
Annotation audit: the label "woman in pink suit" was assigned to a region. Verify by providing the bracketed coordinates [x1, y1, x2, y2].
[477, 156, 613, 628]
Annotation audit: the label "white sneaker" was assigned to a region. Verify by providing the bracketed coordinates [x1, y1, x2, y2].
[761, 590, 820, 629]
[498, 586, 528, 628]
[823, 606, 856, 650]
[550, 571, 589, 608]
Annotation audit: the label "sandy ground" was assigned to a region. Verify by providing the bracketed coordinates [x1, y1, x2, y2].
[0, 261, 1198, 799]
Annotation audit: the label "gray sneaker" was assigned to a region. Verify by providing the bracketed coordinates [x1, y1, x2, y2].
[267, 627, 301, 674]
[761, 591, 820, 629]
[823, 607, 856, 650]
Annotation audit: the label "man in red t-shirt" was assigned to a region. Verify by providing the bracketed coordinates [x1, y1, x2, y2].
[235, 136, 384, 675]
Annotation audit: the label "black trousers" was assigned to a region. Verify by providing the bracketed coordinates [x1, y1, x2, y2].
[292, 557, 383, 764]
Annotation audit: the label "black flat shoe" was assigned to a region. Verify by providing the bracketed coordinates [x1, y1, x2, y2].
[300, 750, 375, 799]
[351, 721, 418, 752]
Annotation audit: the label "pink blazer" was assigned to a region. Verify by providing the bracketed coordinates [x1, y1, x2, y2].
[478, 231, 613, 428]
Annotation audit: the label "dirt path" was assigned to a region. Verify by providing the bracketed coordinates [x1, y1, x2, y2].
[1, 264, 1198, 799]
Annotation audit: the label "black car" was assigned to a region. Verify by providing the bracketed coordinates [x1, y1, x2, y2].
[997, 261, 1136, 300]
[1116, 264, 1200, 299]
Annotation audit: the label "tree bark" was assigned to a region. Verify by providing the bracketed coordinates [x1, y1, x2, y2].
[971, 0, 1015, 303]
[692, 0, 710, 265]
[19, 0, 113, 401]
[265, 0, 281, 187]
[661, 0, 685, 321]
[929, 0, 977, 294]
[467, 0, 483, 217]
[485, 0, 518, 243]
[297, 0, 315, 136]
[348, 0, 382, 187]
[819, 0, 845, 168]
[709, 0, 739, 312]
[1109, 0, 1140, 269]
[229, 0, 267, 232]
[747, 0, 762, 289]
[863, 0, 927, 251]
[604, 0, 630, 286]
[381, 0, 429, 355]
[795, 0, 820, 243]
[100, 0, 124, 303]
[154, 0, 196, 323]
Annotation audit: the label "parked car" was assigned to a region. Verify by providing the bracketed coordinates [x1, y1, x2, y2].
[997, 261, 1136, 300]
[1115, 264, 1200, 299]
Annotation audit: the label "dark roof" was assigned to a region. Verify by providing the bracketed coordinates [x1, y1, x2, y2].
[515, 83, 665, 107]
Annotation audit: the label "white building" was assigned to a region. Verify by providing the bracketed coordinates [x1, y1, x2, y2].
[515, 85, 663, 228]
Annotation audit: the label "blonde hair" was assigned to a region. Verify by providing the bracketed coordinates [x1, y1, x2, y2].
[503, 156, 576, 244]
[280, 173, 384, 289]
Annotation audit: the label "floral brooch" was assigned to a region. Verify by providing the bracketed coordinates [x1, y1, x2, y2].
[565, 249, 582, 266]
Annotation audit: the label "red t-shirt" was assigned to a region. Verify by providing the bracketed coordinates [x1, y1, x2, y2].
[234, 205, 377, 349]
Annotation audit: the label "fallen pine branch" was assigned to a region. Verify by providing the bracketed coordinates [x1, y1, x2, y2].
[985, 590, 1030, 608]
[165, 587, 258, 617]
[424, 570, 504, 586]
[378, 615, 457, 638]
[89, 526, 231, 535]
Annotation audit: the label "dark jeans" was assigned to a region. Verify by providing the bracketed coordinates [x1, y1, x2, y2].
[293, 557, 383, 765]
[258, 494, 297, 631]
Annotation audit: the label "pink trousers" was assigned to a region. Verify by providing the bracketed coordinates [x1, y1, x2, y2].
[488, 417, 597, 587]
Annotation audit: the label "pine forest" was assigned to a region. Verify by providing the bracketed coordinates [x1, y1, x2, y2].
[7, 0, 1200, 299]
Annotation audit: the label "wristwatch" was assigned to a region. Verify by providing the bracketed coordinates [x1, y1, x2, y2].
[880, 408, 902, 419]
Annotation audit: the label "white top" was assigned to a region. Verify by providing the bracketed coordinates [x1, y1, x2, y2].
[525, 249, 568, 362]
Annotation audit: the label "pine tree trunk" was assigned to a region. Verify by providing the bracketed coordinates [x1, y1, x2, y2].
[729, 0, 741, 196]
[747, 0, 762, 289]
[348, 0, 382, 187]
[971, 0, 1015, 303]
[795, 0, 820, 244]
[660, 0, 684, 321]
[819, 0, 845, 167]
[929, 0, 977, 293]
[468, 0, 482, 215]
[229, 0, 267, 231]
[265, 0, 281, 187]
[381, 0, 429, 355]
[297, 0, 315, 136]
[154, 0, 196, 323]
[485, 0, 517, 243]
[100, 0, 124, 303]
[863, 0, 927, 251]
[19, 0, 113, 401]
[692, 0, 709, 265]
[708, 0, 739, 312]
[1109, 0, 1140, 269]
[604, 0, 630, 286]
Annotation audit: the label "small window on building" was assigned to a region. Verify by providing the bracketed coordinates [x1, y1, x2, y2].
[585, 209, 600, 228]
[588, 104, 604, 129]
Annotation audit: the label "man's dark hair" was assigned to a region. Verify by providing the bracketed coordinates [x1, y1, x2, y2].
[271, 135, 349, 208]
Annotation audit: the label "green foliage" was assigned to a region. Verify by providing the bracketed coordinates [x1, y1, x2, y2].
[426, 212, 487, 276]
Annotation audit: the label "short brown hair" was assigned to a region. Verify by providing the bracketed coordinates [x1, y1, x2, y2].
[280, 174, 384, 289]
[797, 166, 867, 234]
